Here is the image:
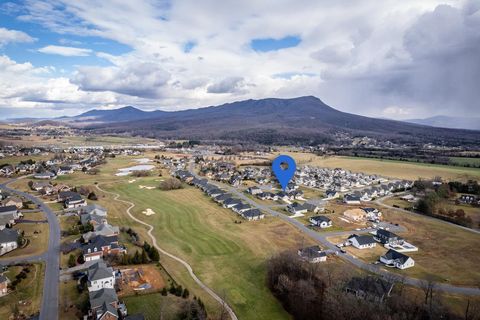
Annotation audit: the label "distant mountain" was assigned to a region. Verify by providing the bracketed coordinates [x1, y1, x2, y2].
[58, 106, 166, 123]
[404, 116, 480, 131]
[84, 96, 480, 146]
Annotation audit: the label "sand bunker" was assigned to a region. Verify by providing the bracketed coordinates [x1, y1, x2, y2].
[128, 179, 137, 183]
[139, 185, 156, 190]
[142, 208, 156, 216]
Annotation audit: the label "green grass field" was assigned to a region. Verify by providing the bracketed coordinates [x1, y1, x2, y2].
[123, 293, 187, 320]
[106, 178, 309, 320]
[449, 157, 480, 167]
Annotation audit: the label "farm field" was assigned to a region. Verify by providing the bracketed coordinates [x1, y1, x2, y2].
[278, 152, 480, 181]
[0, 263, 45, 319]
[0, 133, 159, 147]
[449, 156, 480, 167]
[106, 178, 318, 320]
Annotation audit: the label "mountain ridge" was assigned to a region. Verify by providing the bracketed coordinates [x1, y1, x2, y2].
[76, 96, 479, 145]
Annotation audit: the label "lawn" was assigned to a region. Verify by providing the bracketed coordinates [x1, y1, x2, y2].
[0, 263, 45, 319]
[277, 152, 480, 181]
[106, 180, 314, 320]
[0, 215, 49, 261]
[376, 205, 480, 286]
[123, 292, 188, 320]
[59, 280, 89, 320]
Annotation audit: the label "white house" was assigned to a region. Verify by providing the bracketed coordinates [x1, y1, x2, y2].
[380, 249, 415, 269]
[298, 245, 327, 263]
[0, 228, 19, 256]
[343, 194, 361, 204]
[309, 215, 332, 228]
[87, 260, 116, 292]
[347, 234, 377, 249]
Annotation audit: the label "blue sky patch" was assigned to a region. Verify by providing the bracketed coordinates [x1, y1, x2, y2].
[183, 41, 196, 53]
[250, 35, 301, 52]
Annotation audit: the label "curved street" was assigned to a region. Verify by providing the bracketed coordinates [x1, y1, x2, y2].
[0, 178, 61, 320]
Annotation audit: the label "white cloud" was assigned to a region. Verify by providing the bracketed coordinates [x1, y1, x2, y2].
[72, 61, 170, 98]
[38, 45, 92, 56]
[1, 0, 477, 119]
[0, 27, 35, 46]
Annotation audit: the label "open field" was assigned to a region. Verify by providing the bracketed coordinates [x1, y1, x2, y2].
[107, 178, 319, 320]
[0, 154, 50, 166]
[330, 203, 480, 286]
[278, 152, 480, 181]
[0, 263, 45, 319]
[0, 134, 160, 147]
[385, 195, 480, 229]
[449, 157, 480, 167]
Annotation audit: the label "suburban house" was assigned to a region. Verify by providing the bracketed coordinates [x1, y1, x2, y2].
[303, 202, 323, 213]
[0, 205, 20, 229]
[309, 215, 332, 228]
[33, 171, 56, 180]
[88, 288, 120, 320]
[345, 276, 394, 303]
[286, 202, 308, 215]
[380, 249, 415, 269]
[58, 191, 86, 208]
[83, 235, 126, 262]
[0, 273, 9, 297]
[246, 186, 263, 195]
[1, 197, 23, 209]
[362, 207, 382, 221]
[343, 208, 366, 222]
[325, 190, 340, 199]
[348, 234, 377, 249]
[241, 209, 265, 221]
[83, 222, 120, 241]
[0, 228, 20, 256]
[87, 260, 116, 292]
[0, 165, 14, 177]
[343, 194, 361, 204]
[298, 245, 327, 263]
[31, 181, 52, 192]
[57, 166, 74, 175]
[459, 194, 477, 204]
[52, 184, 71, 194]
[375, 229, 404, 246]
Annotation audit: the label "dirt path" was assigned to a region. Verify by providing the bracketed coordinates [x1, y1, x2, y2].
[96, 184, 238, 320]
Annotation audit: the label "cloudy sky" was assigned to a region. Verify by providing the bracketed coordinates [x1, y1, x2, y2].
[0, 0, 478, 119]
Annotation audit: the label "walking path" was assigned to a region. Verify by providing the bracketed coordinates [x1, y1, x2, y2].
[95, 184, 238, 320]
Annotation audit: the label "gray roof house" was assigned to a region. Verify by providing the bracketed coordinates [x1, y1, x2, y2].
[345, 276, 394, 303]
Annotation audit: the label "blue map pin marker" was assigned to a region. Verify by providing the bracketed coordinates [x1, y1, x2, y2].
[272, 155, 296, 191]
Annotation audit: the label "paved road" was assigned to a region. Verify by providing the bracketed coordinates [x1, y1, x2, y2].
[188, 163, 480, 296]
[0, 179, 61, 320]
[96, 184, 239, 320]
